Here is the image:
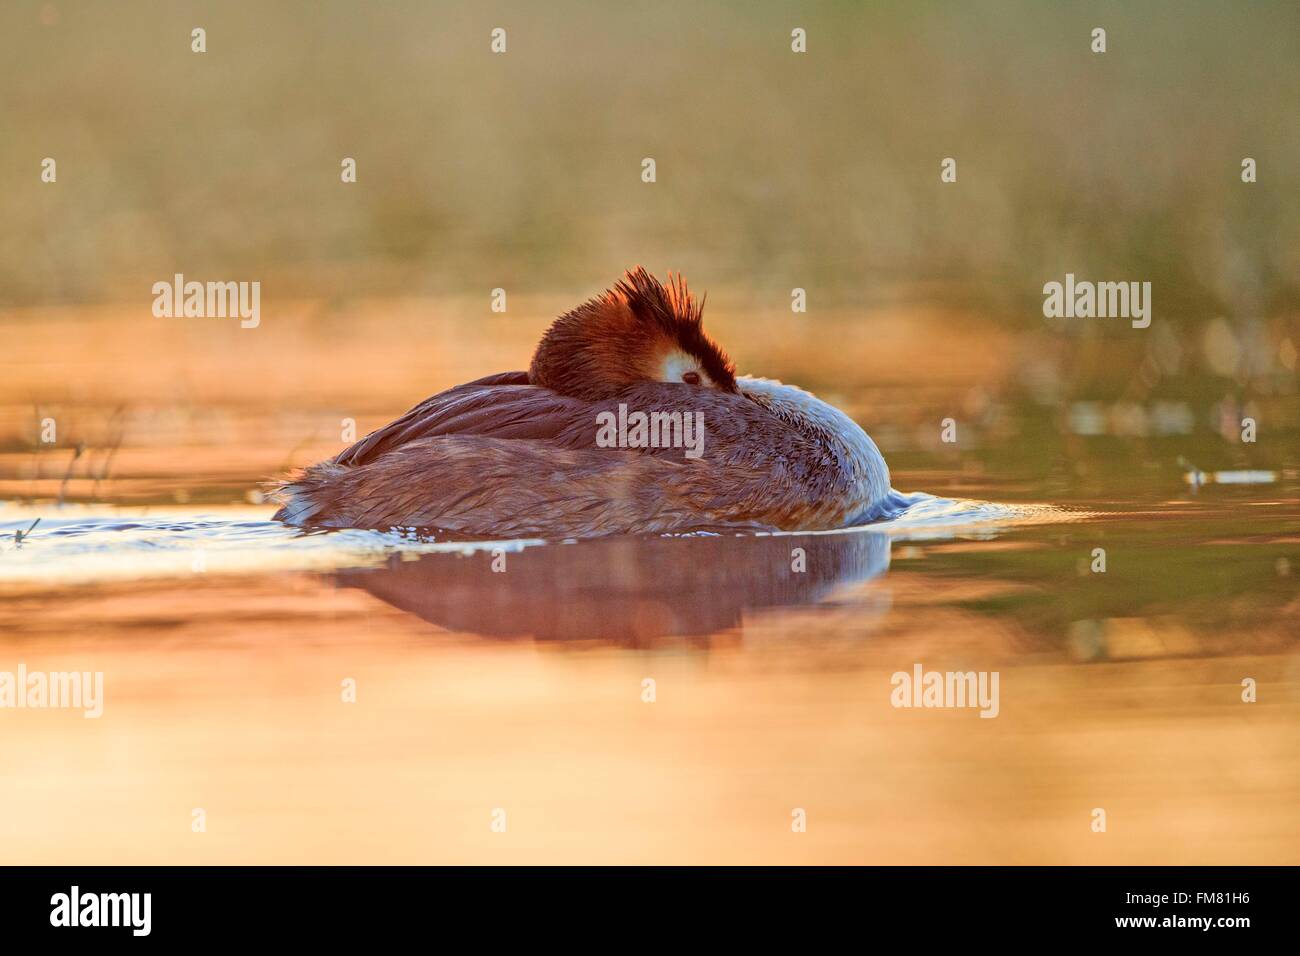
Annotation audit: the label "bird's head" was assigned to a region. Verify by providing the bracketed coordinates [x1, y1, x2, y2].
[529, 267, 737, 400]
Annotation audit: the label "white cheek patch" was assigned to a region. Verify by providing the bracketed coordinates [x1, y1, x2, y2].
[659, 350, 712, 385]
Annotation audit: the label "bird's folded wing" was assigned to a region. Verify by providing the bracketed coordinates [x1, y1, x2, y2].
[333, 373, 598, 466]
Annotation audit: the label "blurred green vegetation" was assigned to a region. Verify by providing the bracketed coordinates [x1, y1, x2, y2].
[2, 0, 1298, 319]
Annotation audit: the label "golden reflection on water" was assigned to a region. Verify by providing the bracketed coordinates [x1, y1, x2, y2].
[0, 305, 1297, 864]
[2, 518, 1298, 865]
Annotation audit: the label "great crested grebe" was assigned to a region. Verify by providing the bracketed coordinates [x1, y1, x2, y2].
[273, 268, 900, 537]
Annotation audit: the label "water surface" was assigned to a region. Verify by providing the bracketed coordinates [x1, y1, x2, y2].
[1, 303, 1296, 864]
[2, 478, 1295, 864]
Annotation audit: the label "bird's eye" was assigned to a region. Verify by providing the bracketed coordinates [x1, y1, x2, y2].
[682, 371, 701, 385]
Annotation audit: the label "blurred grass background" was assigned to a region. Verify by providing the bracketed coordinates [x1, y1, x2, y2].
[3, 0, 1298, 312]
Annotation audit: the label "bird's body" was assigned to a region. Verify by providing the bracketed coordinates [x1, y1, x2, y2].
[274, 269, 897, 538]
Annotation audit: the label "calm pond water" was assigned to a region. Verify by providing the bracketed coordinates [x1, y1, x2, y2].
[1, 303, 1296, 863]
[1, 475, 1296, 864]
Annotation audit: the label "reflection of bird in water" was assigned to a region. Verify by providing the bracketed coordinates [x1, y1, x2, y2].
[335, 530, 891, 645]
[278, 268, 902, 537]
